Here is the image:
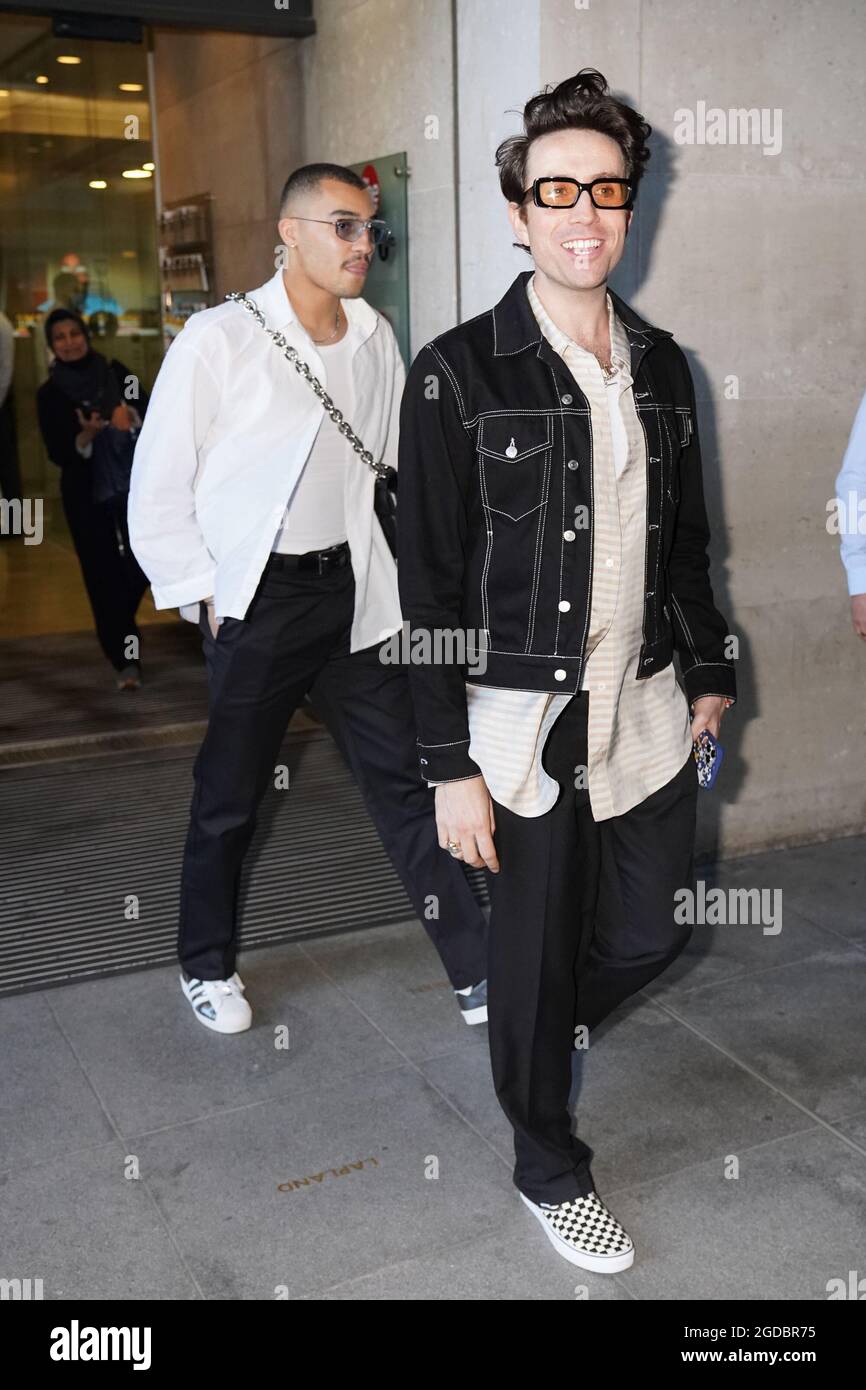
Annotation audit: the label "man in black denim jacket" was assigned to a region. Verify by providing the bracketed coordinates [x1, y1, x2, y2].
[396, 69, 737, 1273]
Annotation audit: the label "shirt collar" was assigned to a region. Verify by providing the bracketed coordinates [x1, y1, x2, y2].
[492, 269, 671, 362]
[247, 267, 380, 345]
[526, 272, 633, 386]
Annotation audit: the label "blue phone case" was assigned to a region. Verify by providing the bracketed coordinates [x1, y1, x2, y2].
[693, 728, 724, 789]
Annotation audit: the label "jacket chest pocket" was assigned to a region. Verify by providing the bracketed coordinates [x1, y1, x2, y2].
[477, 414, 552, 521]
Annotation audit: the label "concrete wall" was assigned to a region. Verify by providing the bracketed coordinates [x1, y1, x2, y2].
[532, 0, 866, 858]
[151, 27, 305, 296]
[150, 0, 866, 858]
[299, 0, 457, 353]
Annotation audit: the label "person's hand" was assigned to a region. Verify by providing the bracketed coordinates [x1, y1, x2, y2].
[435, 775, 500, 872]
[690, 694, 728, 742]
[110, 402, 133, 431]
[75, 408, 107, 446]
[203, 596, 219, 640]
[851, 593, 866, 640]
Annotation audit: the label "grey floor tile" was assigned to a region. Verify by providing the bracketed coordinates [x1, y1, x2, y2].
[418, 1045, 513, 1163]
[47, 947, 405, 1136]
[660, 946, 866, 1121]
[0, 992, 115, 1173]
[300, 920, 490, 1062]
[571, 1004, 817, 1193]
[138, 1065, 514, 1299]
[0, 1142, 198, 1299]
[643, 901, 840, 1003]
[611, 1126, 866, 1300]
[711, 836, 865, 944]
[310, 1225, 634, 1300]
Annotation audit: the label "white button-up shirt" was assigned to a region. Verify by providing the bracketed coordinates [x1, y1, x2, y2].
[128, 267, 405, 651]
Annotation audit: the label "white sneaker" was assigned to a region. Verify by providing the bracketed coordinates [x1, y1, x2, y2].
[180, 971, 252, 1033]
[519, 1189, 634, 1272]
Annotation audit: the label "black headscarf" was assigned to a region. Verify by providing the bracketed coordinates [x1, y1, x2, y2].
[44, 308, 122, 419]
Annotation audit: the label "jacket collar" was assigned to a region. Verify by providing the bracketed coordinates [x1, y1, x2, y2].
[247, 267, 380, 345]
[491, 268, 672, 357]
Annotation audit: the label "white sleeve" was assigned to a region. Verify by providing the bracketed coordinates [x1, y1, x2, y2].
[834, 388, 866, 597]
[127, 331, 220, 609]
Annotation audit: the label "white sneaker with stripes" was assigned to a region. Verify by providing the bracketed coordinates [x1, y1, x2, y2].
[180, 971, 252, 1034]
[519, 1188, 634, 1272]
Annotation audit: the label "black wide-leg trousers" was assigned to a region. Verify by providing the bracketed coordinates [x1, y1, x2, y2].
[177, 551, 488, 988]
[486, 690, 698, 1206]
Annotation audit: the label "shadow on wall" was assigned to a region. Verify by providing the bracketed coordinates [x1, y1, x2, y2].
[611, 119, 754, 866]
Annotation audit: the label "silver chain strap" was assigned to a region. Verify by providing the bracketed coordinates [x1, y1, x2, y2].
[225, 291, 389, 481]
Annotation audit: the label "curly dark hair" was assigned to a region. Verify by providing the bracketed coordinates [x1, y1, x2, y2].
[495, 68, 652, 253]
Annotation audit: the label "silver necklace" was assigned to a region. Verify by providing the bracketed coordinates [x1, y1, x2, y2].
[310, 306, 342, 345]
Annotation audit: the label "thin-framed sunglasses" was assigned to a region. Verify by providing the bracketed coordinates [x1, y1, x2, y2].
[521, 176, 634, 210]
[290, 215, 392, 245]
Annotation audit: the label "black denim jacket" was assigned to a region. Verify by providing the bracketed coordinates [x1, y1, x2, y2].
[396, 270, 737, 782]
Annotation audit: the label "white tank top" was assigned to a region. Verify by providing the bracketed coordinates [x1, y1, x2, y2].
[271, 330, 355, 554]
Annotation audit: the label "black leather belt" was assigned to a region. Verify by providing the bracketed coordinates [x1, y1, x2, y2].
[266, 541, 350, 575]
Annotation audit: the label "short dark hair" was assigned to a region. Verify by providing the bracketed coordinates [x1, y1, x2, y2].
[278, 162, 369, 217]
[495, 68, 652, 251]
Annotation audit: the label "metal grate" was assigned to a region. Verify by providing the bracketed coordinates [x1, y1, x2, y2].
[0, 731, 489, 997]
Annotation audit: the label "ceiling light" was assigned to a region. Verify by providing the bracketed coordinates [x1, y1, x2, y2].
[89, 180, 108, 189]
[121, 168, 151, 179]
[57, 55, 82, 65]
[35, 75, 49, 85]
[118, 82, 143, 92]
[142, 161, 155, 171]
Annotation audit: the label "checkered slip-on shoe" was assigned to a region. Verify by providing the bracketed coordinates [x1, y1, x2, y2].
[519, 1189, 634, 1272]
[180, 971, 252, 1034]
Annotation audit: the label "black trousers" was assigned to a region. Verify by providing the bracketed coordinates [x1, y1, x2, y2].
[61, 464, 149, 671]
[178, 551, 488, 987]
[486, 690, 698, 1206]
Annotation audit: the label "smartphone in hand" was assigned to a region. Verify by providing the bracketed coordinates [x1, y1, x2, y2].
[693, 728, 724, 789]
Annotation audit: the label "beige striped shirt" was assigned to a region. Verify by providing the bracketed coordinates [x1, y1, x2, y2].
[430, 273, 693, 820]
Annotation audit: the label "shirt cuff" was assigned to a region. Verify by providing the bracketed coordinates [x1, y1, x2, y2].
[150, 569, 217, 609]
[417, 739, 482, 781]
[845, 566, 866, 597]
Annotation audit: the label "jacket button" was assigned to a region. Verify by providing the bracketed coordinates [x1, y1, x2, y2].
[567, 459, 579, 470]
[643, 657, 654, 667]
[554, 668, 567, 681]
[420, 757, 428, 764]
[562, 393, 573, 405]
[563, 529, 576, 541]
[558, 600, 571, 612]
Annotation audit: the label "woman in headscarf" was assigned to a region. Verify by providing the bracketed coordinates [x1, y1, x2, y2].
[36, 308, 151, 689]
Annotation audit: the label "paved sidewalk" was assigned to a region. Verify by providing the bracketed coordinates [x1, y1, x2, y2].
[1, 834, 863, 1300]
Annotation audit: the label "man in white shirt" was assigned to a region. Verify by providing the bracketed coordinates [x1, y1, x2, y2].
[128, 164, 488, 1034]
